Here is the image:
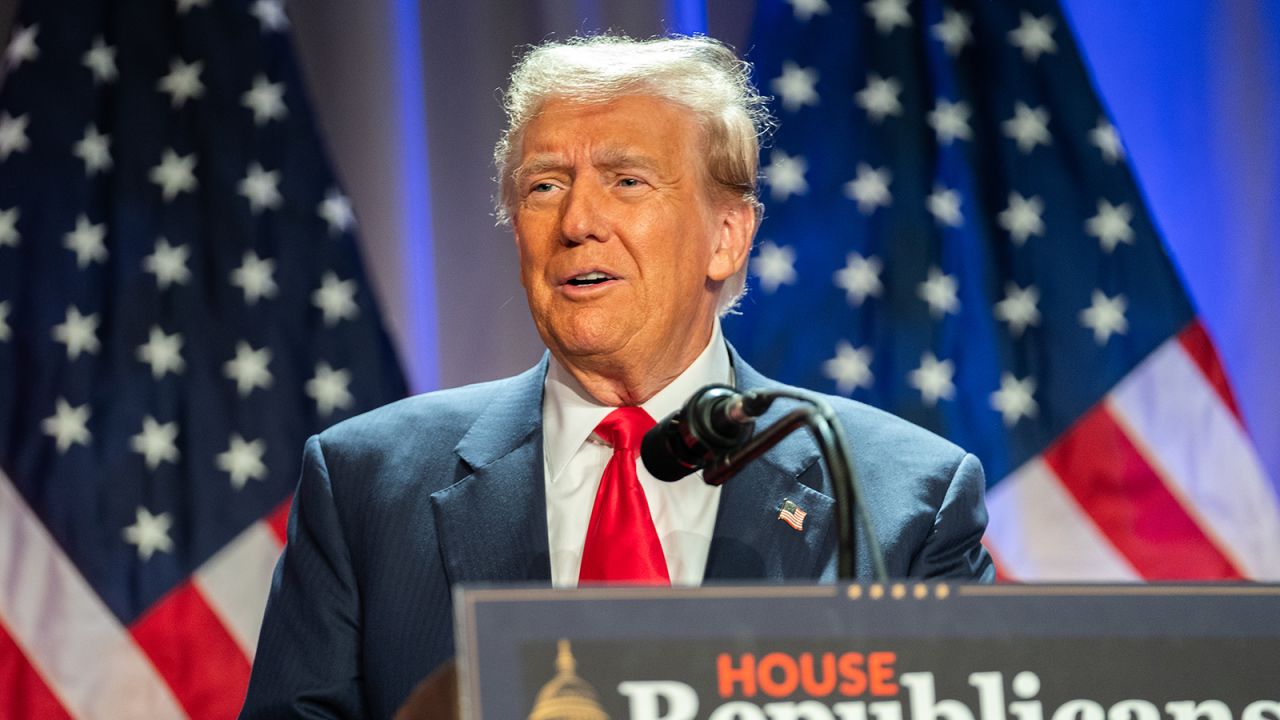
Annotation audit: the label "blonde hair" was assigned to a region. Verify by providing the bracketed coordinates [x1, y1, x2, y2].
[494, 34, 773, 314]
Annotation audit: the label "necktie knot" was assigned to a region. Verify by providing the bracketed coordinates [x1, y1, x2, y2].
[593, 406, 655, 454]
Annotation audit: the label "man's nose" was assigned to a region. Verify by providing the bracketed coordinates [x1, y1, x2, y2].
[558, 181, 608, 245]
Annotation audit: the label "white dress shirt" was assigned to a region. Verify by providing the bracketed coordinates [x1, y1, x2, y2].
[542, 324, 731, 587]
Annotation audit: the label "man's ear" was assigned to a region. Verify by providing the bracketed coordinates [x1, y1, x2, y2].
[707, 200, 756, 282]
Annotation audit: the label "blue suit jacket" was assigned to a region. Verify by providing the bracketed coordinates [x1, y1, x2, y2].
[240, 349, 993, 718]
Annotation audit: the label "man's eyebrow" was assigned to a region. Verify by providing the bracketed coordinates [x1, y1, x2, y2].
[515, 155, 567, 181]
[515, 148, 665, 182]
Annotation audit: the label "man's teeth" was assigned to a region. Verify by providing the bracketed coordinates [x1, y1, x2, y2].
[570, 272, 612, 284]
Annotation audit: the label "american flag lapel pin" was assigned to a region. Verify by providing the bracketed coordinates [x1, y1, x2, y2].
[778, 499, 807, 532]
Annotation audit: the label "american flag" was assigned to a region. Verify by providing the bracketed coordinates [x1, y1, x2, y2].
[726, 0, 1280, 581]
[778, 499, 808, 532]
[0, 0, 406, 716]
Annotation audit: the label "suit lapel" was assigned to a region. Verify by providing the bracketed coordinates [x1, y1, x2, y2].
[430, 358, 553, 584]
[703, 347, 838, 582]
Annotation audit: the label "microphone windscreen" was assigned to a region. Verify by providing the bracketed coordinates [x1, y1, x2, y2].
[640, 423, 696, 482]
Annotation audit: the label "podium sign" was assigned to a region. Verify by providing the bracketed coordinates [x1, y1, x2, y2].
[453, 584, 1280, 720]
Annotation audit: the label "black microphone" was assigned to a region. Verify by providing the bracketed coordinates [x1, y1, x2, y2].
[641, 384, 771, 482]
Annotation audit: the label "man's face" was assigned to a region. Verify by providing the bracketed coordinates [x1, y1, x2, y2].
[512, 95, 751, 381]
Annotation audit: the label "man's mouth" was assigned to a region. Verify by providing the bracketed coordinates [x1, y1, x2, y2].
[565, 271, 617, 287]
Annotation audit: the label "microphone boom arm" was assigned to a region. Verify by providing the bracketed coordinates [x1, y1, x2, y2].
[703, 391, 888, 583]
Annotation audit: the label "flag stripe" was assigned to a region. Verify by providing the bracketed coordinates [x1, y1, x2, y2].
[984, 457, 1141, 581]
[0, 621, 74, 720]
[266, 497, 292, 546]
[194, 521, 284, 656]
[1108, 338, 1280, 579]
[1177, 321, 1244, 423]
[0, 470, 187, 719]
[1044, 405, 1245, 579]
[130, 582, 252, 720]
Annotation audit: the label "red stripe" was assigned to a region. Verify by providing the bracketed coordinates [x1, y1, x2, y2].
[1043, 404, 1244, 579]
[984, 544, 1015, 583]
[1177, 321, 1243, 423]
[130, 581, 252, 720]
[266, 496, 292, 546]
[0, 621, 73, 720]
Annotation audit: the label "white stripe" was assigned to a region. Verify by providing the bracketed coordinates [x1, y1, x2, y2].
[0, 470, 186, 719]
[193, 521, 282, 657]
[1108, 339, 1280, 579]
[985, 457, 1141, 581]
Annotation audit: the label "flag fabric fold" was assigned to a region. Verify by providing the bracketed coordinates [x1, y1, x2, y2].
[727, 0, 1280, 581]
[0, 0, 407, 716]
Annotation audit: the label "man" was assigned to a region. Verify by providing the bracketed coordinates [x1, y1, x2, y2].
[240, 34, 992, 718]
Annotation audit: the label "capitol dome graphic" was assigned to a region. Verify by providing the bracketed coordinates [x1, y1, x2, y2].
[528, 639, 609, 720]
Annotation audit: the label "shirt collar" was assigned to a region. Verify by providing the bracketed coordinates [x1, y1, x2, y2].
[542, 322, 733, 484]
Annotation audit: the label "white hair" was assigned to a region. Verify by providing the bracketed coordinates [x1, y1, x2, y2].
[494, 34, 773, 315]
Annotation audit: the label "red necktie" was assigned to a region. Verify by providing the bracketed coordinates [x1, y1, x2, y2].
[578, 406, 670, 585]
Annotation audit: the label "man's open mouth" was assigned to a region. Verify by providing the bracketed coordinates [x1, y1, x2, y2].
[566, 271, 617, 287]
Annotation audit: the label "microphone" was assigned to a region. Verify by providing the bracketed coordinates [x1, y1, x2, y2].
[641, 384, 771, 482]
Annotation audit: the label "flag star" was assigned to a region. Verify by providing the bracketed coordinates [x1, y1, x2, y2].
[865, 0, 912, 35]
[995, 282, 1041, 336]
[5, 24, 38, 69]
[1090, 118, 1125, 164]
[224, 341, 274, 396]
[998, 192, 1045, 245]
[122, 507, 173, 561]
[833, 252, 883, 306]
[991, 373, 1038, 426]
[772, 62, 820, 112]
[855, 74, 903, 123]
[312, 272, 360, 326]
[136, 326, 185, 379]
[843, 163, 892, 214]
[1003, 102, 1051, 154]
[763, 150, 808, 201]
[174, 0, 211, 14]
[217, 434, 268, 490]
[1086, 199, 1135, 253]
[74, 125, 113, 175]
[750, 241, 797, 293]
[786, 0, 830, 21]
[242, 74, 287, 126]
[82, 36, 117, 84]
[0, 113, 31, 160]
[931, 8, 972, 56]
[928, 99, 972, 144]
[143, 238, 191, 289]
[131, 416, 180, 470]
[63, 214, 108, 267]
[250, 0, 290, 31]
[926, 184, 963, 227]
[157, 58, 205, 108]
[0, 206, 19, 248]
[318, 188, 355, 234]
[908, 352, 955, 406]
[149, 148, 198, 200]
[307, 362, 355, 416]
[231, 251, 279, 304]
[917, 266, 960, 318]
[1009, 12, 1057, 62]
[1080, 290, 1128, 344]
[42, 398, 92, 453]
[239, 162, 283, 213]
[0, 301, 10, 342]
[824, 341, 874, 394]
[52, 306, 101, 360]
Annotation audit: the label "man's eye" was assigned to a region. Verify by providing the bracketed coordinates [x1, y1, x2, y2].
[530, 182, 557, 193]
[617, 177, 643, 188]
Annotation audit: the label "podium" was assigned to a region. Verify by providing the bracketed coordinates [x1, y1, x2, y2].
[451, 583, 1280, 719]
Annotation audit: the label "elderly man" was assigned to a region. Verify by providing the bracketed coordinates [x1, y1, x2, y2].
[240, 34, 992, 718]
